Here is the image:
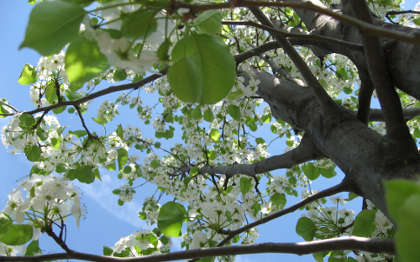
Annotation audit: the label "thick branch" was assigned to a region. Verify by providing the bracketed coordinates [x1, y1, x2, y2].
[356, 68, 374, 124]
[201, 134, 321, 176]
[350, 0, 419, 159]
[368, 108, 420, 122]
[0, 237, 394, 262]
[173, 0, 420, 45]
[217, 180, 349, 246]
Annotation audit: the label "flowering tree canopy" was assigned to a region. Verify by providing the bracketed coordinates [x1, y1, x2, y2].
[2, 0, 420, 261]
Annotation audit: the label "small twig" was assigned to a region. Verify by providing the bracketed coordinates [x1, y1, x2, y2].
[385, 9, 420, 24]
[44, 223, 72, 253]
[217, 179, 350, 246]
[0, 100, 19, 113]
[222, 20, 363, 51]
[75, 106, 97, 140]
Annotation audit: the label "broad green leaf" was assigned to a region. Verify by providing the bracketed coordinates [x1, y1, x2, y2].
[385, 179, 420, 223]
[69, 130, 88, 137]
[191, 107, 202, 120]
[203, 109, 214, 122]
[121, 9, 157, 39]
[227, 104, 241, 121]
[0, 213, 12, 235]
[45, 80, 58, 104]
[116, 124, 124, 138]
[65, 36, 109, 88]
[66, 165, 95, 183]
[18, 64, 37, 85]
[168, 33, 236, 104]
[209, 129, 220, 142]
[20, 0, 85, 56]
[320, 167, 336, 178]
[103, 246, 113, 256]
[25, 240, 41, 256]
[24, 145, 42, 162]
[113, 69, 127, 82]
[117, 148, 128, 170]
[19, 114, 35, 129]
[395, 195, 420, 262]
[240, 177, 252, 196]
[157, 202, 187, 237]
[150, 159, 160, 169]
[270, 192, 286, 209]
[92, 116, 107, 126]
[0, 224, 33, 246]
[296, 217, 316, 241]
[193, 10, 222, 34]
[302, 163, 320, 180]
[157, 38, 171, 61]
[352, 209, 376, 237]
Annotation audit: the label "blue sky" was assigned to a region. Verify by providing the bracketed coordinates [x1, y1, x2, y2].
[0, 1, 418, 261]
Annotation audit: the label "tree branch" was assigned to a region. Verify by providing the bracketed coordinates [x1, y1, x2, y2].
[356, 68, 374, 124]
[350, 0, 419, 159]
[200, 134, 322, 176]
[249, 7, 339, 115]
[0, 237, 394, 262]
[217, 179, 350, 246]
[368, 108, 420, 122]
[24, 68, 168, 115]
[172, 0, 420, 45]
[222, 20, 363, 51]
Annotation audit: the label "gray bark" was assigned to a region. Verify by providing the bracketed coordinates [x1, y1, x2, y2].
[254, 71, 420, 216]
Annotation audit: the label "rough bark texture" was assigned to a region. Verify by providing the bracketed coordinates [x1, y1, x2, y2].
[254, 71, 420, 217]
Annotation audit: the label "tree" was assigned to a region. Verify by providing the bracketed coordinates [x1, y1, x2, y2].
[1, 0, 420, 261]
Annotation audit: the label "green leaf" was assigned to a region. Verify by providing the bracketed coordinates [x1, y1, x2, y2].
[20, 0, 85, 56]
[18, 64, 37, 85]
[69, 130, 88, 137]
[320, 167, 336, 178]
[240, 177, 252, 196]
[0, 213, 12, 235]
[65, 36, 109, 87]
[385, 179, 420, 223]
[302, 163, 320, 180]
[150, 159, 160, 169]
[92, 116, 107, 126]
[157, 38, 171, 61]
[203, 109, 214, 122]
[19, 114, 36, 129]
[227, 104, 241, 121]
[66, 165, 95, 183]
[270, 192, 286, 209]
[395, 195, 420, 262]
[0, 224, 33, 246]
[103, 246, 113, 256]
[209, 129, 220, 142]
[352, 209, 376, 237]
[116, 124, 124, 138]
[296, 217, 316, 241]
[113, 69, 127, 82]
[24, 145, 42, 162]
[117, 148, 128, 170]
[121, 9, 157, 39]
[157, 202, 187, 237]
[191, 107, 202, 120]
[45, 81, 58, 103]
[25, 240, 41, 256]
[193, 10, 222, 34]
[168, 33, 236, 104]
